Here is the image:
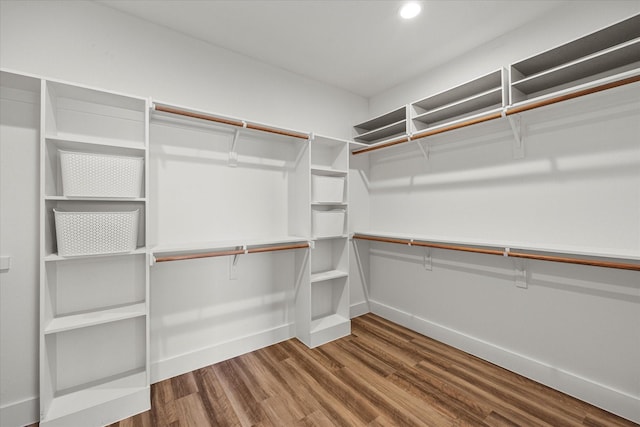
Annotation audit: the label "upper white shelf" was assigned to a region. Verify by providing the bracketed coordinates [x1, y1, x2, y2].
[510, 14, 640, 103]
[354, 230, 640, 263]
[151, 236, 309, 258]
[411, 69, 506, 132]
[45, 81, 147, 146]
[353, 107, 407, 145]
[46, 133, 146, 153]
[151, 101, 309, 142]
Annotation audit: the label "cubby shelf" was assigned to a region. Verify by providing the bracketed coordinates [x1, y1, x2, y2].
[44, 303, 147, 335]
[43, 370, 148, 425]
[310, 313, 349, 333]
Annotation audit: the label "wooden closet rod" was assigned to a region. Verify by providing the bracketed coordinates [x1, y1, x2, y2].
[352, 74, 640, 155]
[153, 104, 309, 140]
[154, 242, 310, 263]
[352, 234, 640, 271]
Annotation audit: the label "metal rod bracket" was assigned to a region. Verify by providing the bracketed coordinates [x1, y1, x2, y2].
[229, 128, 242, 167]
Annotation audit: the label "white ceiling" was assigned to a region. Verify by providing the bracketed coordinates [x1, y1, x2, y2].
[97, 0, 569, 98]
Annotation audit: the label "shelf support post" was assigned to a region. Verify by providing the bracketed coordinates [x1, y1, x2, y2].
[507, 114, 525, 159]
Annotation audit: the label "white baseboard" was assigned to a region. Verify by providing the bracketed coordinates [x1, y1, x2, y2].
[0, 396, 38, 427]
[350, 300, 370, 318]
[369, 299, 640, 424]
[151, 322, 296, 383]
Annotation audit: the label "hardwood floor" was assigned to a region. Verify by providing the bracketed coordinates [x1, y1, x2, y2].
[36, 313, 639, 427]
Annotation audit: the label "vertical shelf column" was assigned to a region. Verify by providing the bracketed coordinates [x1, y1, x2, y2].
[39, 80, 150, 427]
[298, 135, 351, 348]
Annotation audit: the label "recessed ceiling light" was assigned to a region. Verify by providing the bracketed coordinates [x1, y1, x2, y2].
[400, 2, 421, 19]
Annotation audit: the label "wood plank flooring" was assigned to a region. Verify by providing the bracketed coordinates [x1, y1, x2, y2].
[33, 313, 638, 427]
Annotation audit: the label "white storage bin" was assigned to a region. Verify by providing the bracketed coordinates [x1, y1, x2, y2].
[60, 150, 143, 198]
[313, 209, 345, 238]
[312, 174, 344, 203]
[54, 209, 139, 256]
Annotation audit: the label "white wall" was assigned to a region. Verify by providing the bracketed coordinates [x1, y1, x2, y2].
[358, 4, 640, 421]
[0, 73, 40, 427]
[0, 0, 367, 138]
[0, 1, 367, 426]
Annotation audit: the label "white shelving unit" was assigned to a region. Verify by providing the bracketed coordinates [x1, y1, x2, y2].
[353, 106, 408, 145]
[39, 81, 150, 427]
[297, 135, 351, 348]
[510, 14, 640, 105]
[410, 68, 507, 134]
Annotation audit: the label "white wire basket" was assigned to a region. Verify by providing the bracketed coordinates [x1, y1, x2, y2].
[54, 209, 139, 257]
[60, 150, 143, 198]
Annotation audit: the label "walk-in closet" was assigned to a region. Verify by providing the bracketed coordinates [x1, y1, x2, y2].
[1, 1, 638, 426]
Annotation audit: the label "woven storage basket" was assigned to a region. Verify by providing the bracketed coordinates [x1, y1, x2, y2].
[54, 209, 139, 256]
[60, 150, 143, 198]
[312, 209, 345, 238]
[312, 175, 344, 203]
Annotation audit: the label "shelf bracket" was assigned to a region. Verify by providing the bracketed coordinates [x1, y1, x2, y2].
[415, 138, 430, 167]
[229, 125, 245, 167]
[229, 245, 245, 280]
[507, 115, 525, 159]
[423, 249, 432, 271]
[514, 258, 528, 289]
